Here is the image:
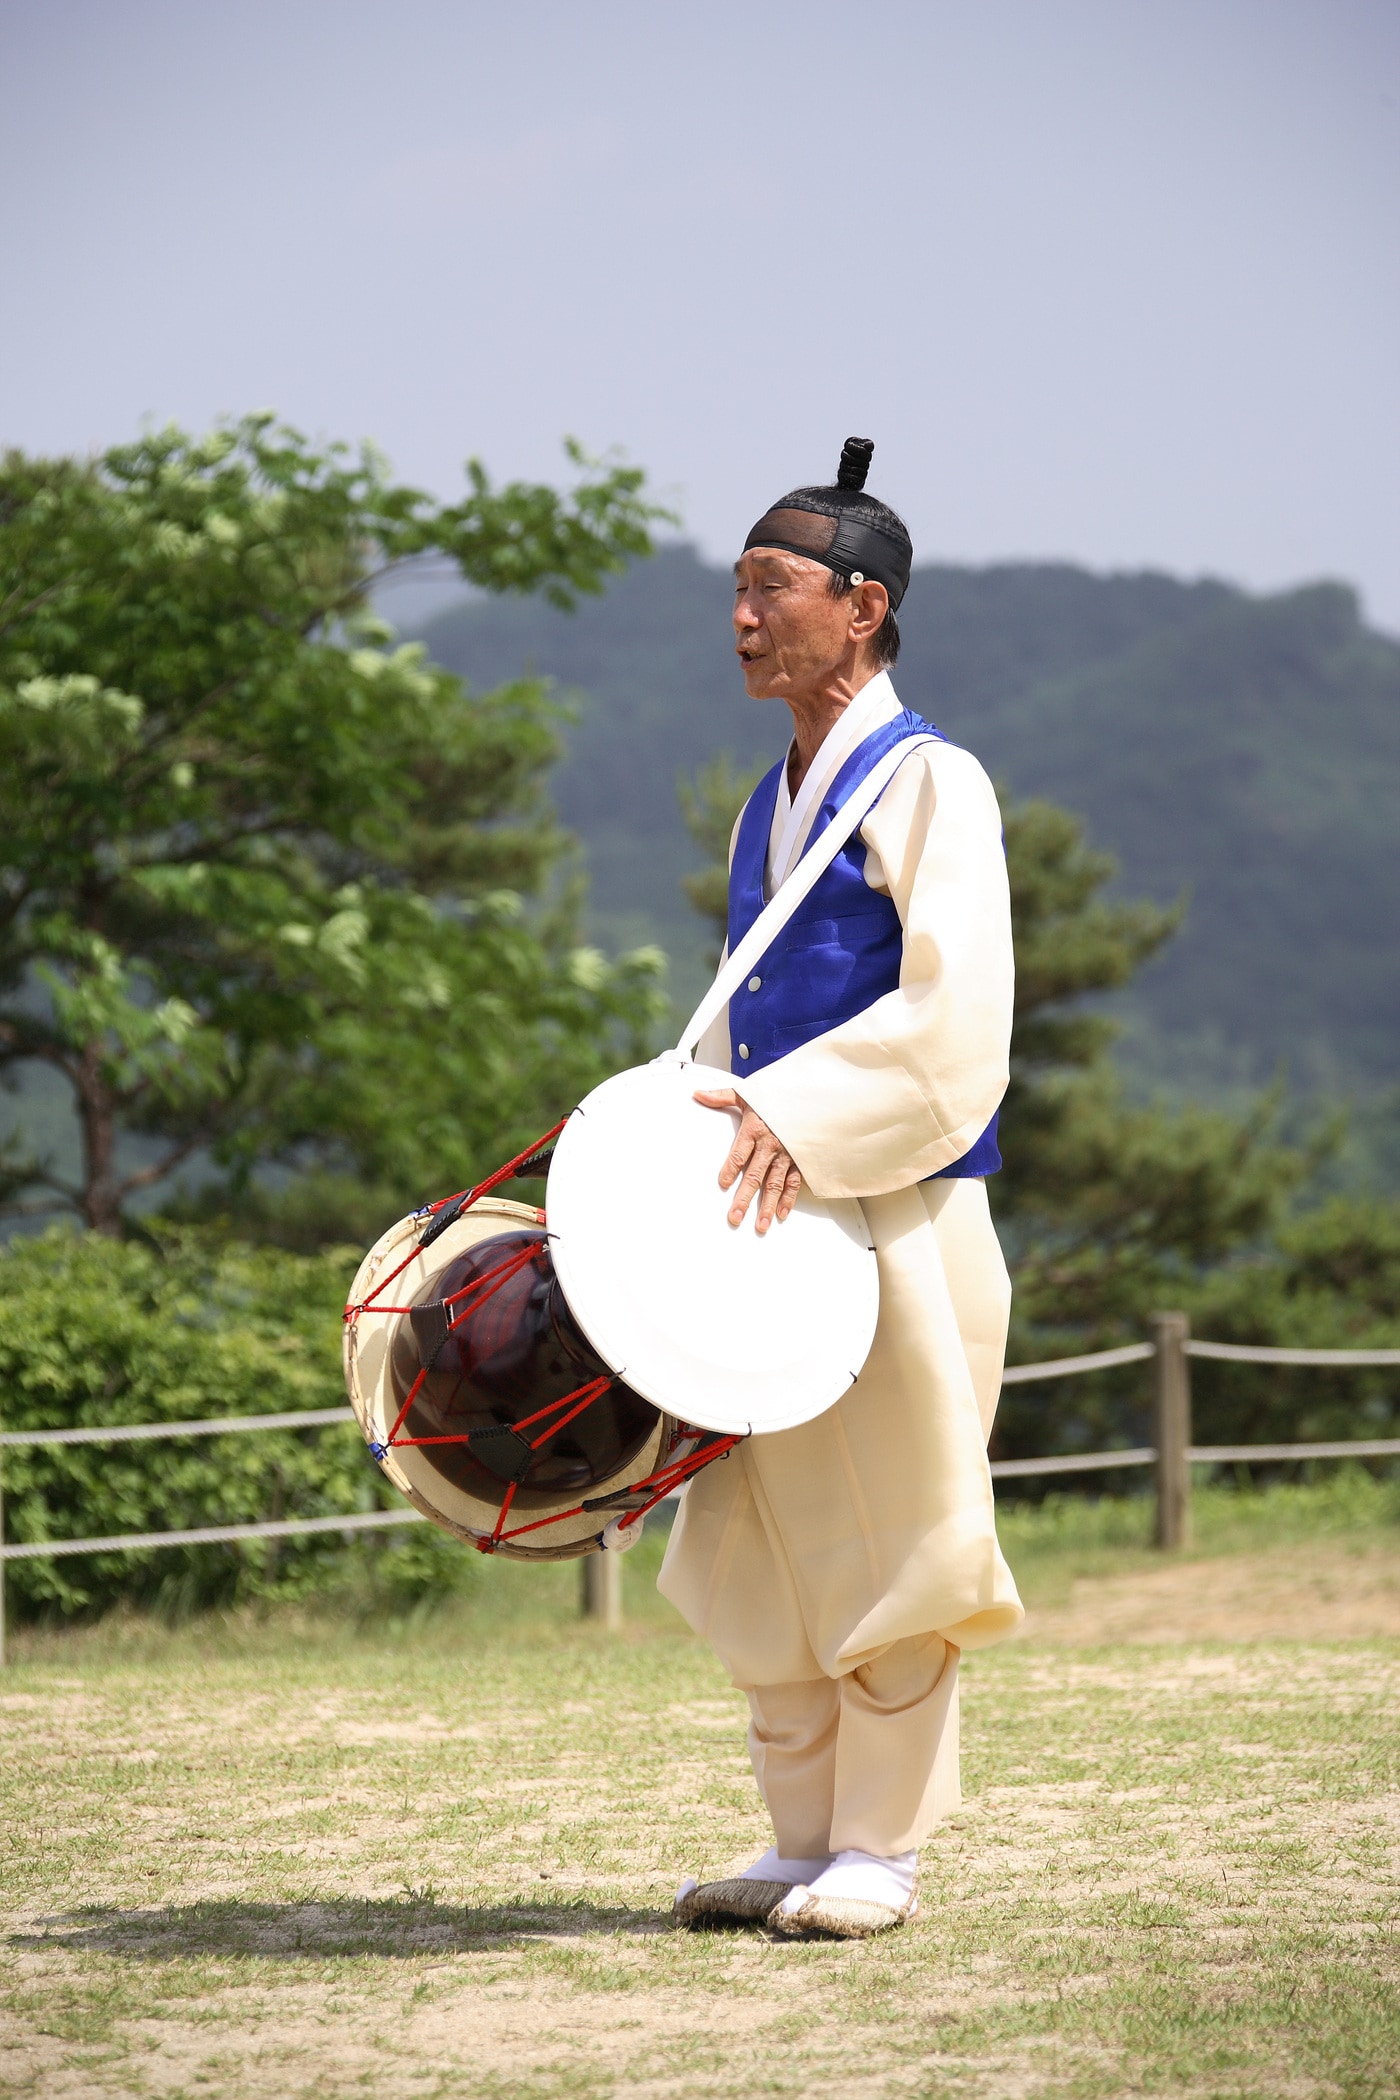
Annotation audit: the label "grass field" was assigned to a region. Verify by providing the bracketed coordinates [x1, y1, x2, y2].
[2, 1476, 1398, 2099]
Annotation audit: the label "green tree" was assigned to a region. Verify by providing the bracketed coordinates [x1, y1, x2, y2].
[677, 753, 765, 964]
[995, 799, 1304, 1343]
[0, 418, 670, 1239]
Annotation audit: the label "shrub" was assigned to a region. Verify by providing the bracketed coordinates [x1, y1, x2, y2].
[0, 1227, 402, 1619]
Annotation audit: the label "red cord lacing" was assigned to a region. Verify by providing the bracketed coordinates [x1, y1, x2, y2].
[343, 1117, 568, 1322]
[482, 1430, 742, 1552]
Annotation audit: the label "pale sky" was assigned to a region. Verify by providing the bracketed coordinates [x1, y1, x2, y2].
[3, 0, 1397, 626]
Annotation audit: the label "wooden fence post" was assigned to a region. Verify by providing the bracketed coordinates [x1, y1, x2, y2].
[580, 1549, 623, 1629]
[1151, 1311, 1192, 1550]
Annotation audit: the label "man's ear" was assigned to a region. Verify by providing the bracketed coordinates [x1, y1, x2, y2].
[847, 580, 890, 643]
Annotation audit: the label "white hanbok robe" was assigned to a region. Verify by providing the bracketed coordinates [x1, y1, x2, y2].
[657, 671, 1024, 1687]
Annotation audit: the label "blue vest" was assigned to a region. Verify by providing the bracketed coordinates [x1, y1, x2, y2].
[728, 708, 1002, 1179]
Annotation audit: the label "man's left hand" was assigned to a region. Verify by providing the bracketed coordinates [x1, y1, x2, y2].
[694, 1089, 803, 1234]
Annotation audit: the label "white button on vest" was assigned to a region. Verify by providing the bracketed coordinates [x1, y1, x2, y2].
[738, 1043, 751, 1059]
[747, 976, 762, 992]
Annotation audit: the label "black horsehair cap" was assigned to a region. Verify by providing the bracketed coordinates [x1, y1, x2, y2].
[743, 437, 914, 611]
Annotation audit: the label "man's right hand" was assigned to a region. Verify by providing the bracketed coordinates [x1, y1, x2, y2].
[694, 1088, 803, 1235]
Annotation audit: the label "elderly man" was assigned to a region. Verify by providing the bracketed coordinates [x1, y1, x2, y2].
[661, 438, 1023, 1941]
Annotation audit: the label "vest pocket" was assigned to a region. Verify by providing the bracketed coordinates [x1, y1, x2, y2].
[780, 909, 901, 955]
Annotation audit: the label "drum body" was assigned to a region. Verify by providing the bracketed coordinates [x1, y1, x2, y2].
[344, 1198, 693, 1560]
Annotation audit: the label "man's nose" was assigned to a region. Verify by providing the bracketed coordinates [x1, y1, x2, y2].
[733, 593, 760, 632]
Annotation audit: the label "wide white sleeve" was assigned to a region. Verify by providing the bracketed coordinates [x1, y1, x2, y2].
[738, 742, 1013, 1200]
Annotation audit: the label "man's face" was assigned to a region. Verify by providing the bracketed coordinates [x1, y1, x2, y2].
[732, 548, 856, 702]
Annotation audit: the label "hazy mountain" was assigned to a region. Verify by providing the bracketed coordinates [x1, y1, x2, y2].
[417, 547, 1400, 1107]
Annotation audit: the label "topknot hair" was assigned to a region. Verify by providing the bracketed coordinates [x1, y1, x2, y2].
[836, 437, 874, 491]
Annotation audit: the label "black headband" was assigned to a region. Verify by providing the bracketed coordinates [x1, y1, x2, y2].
[742, 512, 912, 612]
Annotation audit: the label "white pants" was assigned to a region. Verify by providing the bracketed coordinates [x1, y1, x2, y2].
[660, 1177, 1020, 1848]
[747, 1631, 960, 1857]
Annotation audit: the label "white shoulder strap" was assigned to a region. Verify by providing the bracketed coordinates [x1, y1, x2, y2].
[671, 734, 936, 1061]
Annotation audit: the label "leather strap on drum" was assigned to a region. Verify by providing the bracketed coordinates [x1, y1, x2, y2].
[673, 733, 936, 1061]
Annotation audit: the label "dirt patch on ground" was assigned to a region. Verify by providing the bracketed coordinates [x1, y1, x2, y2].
[1020, 1539, 1400, 1644]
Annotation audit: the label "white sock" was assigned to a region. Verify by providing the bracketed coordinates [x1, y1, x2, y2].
[779, 1847, 917, 1912]
[742, 1844, 833, 1884]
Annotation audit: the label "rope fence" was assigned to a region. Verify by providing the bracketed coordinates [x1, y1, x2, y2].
[1186, 1341, 1400, 1367]
[0, 1507, 422, 1562]
[0, 1407, 355, 1449]
[1000, 1341, 1154, 1383]
[1, 1315, 1396, 1653]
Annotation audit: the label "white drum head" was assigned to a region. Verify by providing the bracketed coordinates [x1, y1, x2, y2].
[545, 1060, 879, 1436]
